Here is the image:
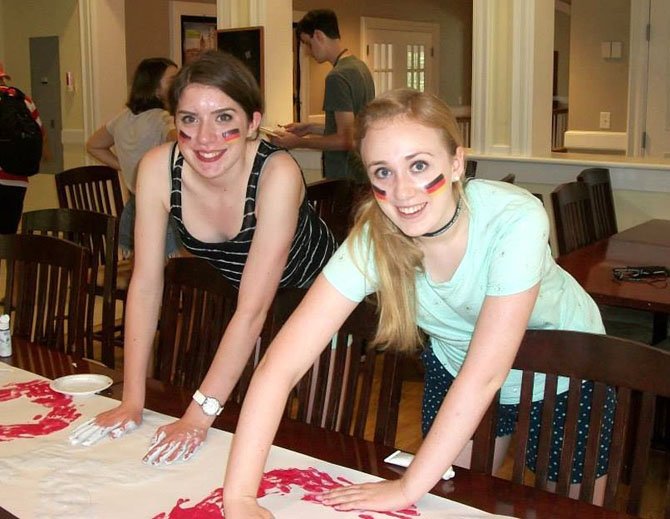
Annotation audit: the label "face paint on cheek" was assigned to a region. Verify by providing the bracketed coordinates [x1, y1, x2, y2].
[423, 174, 447, 196]
[371, 184, 387, 202]
[222, 128, 241, 142]
[178, 129, 192, 142]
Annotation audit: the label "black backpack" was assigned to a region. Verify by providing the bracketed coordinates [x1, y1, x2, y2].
[0, 87, 43, 175]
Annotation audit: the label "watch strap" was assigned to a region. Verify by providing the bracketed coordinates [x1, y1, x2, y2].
[192, 390, 224, 416]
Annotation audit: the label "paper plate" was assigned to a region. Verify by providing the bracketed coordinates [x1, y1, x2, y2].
[50, 374, 114, 396]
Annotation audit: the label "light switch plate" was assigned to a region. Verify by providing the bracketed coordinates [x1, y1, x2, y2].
[599, 111, 611, 129]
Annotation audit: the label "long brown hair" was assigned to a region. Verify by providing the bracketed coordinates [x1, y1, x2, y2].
[350, 89, 464, 353]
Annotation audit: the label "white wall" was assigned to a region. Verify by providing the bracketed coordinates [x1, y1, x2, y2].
[472, 154, 670, 253]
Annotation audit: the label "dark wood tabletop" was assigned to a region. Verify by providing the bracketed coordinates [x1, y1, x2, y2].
[557, 219, 670, 317]
[1, 339, 635, 519]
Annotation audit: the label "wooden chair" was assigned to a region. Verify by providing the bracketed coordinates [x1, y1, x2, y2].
[55, 165, 129, 344]
[471, 329, 670, 516]
[551, 181, 597, 256]
[55, 165, 125, 218]
[274, 290, 403, 447]
[153, 257, 240, 393]
[500, 173, 516, 183]
[577, 167, 618, 240]
[306, 178, 355, 244]
[21, 209, 119, 367]
[0, 234, 88, 357]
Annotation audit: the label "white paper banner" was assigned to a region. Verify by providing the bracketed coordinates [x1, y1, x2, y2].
[0, 366, 514, 518]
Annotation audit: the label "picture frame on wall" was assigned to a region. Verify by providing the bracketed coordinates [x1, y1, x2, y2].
[217, 26, 264, 94]
[169, 1, 217, 67]
[181, 15, 217, 65]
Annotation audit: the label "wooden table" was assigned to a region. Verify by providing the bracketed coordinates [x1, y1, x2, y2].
[557, 219, 670, 343]
[1, 339, 635, 519]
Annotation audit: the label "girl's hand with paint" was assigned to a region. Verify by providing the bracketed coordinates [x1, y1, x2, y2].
[320, 479, 415, 513]
[69, 402, 141, 446]
[142, 417, 207, 466]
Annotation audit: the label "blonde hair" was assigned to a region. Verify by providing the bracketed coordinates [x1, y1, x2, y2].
[350, 89, 465, 353]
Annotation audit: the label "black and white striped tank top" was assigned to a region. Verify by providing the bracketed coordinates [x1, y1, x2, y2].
[169, 140, 337, 289]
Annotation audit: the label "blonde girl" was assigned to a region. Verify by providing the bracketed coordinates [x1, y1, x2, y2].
[223, 89, 612, 517]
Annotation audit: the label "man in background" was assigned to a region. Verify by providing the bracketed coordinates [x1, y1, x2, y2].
[272, 9, 375, 184]
[0, 62, 45, 233]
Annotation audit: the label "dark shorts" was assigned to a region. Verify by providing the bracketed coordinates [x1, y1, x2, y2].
[119, 194, 181, 258]
[421, 346, 616, 484]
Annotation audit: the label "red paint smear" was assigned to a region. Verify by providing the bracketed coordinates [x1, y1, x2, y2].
[371, 184, 387, 201]
[153, 467, 419, 519]
[0, 379, 81, 441]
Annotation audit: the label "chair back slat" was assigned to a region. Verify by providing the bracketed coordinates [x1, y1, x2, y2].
[535, 375, 559, 489]
[352, 351, 377, 438]
[556, 383, 581, 495]
[551, 181, 597, 255]
[472, 329, 670, 515]
[603, 387, 631, 507]
[628, 392, 656, 514]
[577, 167, 618, 239]
[0, 234, 88, 357]
[513, 371, 534, 484]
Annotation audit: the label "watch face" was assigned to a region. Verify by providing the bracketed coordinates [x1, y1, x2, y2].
[202, 397, 220, 416]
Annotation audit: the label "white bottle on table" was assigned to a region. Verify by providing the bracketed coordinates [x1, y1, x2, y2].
[0, 314, 12, 357]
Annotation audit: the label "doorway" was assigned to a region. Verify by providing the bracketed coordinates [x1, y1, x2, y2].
[29, 36, 64, 173]
[361, 17, 439, 97]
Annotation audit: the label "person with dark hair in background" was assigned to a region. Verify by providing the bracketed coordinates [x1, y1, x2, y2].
[87, 57, 179, 258]
[271, 9, 375, 184]
[0, 62, 46, 234]
[69, 51, 337, 465]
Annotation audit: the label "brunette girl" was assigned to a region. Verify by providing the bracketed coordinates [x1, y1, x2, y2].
[71, 51, 336, 465]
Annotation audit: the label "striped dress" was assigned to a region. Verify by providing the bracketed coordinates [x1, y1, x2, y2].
[170, 140, 337, 289]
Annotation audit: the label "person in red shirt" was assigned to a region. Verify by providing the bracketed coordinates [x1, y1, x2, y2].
[0, 62, 46, 234]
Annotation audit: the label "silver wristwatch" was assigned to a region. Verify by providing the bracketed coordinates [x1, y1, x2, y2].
[192, 390, 224, 416]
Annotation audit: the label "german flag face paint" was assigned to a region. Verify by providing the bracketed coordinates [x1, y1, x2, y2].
[423, 174, 447, 196]
[222, 128, 241, 142]
[371, 184, 388, 202]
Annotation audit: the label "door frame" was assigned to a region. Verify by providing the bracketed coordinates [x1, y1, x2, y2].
[360, 17, 440, 96]
[626, 0, 650, 157]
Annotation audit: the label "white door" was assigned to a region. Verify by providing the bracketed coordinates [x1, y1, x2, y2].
[365, 28, 436, 96]
[645, 0, 670, 158]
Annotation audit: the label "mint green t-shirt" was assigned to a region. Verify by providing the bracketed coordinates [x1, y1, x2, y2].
[322, 180, 604, 404]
